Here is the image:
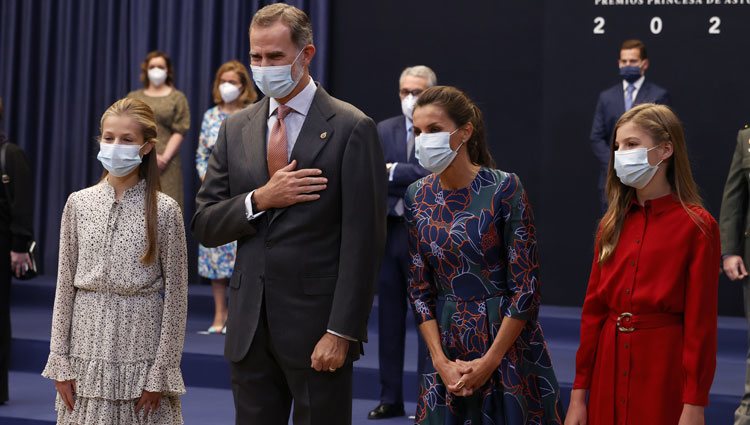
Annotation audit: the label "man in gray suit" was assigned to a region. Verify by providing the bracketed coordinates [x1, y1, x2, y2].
[191, 4, 386, 424]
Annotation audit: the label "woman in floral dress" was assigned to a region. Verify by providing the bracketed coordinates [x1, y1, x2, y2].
[42, 98, 187, 424]
[196, 60, 257, 333]
[405, 86, 563, 424]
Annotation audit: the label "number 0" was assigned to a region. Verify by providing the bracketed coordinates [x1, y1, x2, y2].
[709, 17, 721, 34]
[650, 17, 663, 34]
[593, 17, 605, 34]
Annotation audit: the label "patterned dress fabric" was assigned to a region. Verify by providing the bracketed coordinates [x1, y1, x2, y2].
[127, 89, 191, 210]
[196, 106, 236, 280]
[405, 167, 563, 425]
[42, 179, 188, 424]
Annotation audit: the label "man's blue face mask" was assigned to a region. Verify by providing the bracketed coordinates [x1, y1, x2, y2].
[619, 65, 642, 84]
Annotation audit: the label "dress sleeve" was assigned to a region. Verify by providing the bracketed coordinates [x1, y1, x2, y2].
[196, 110, 212, 180]
[144, 199, 188, 395]
[41, 194, 79, 381]
[171, 91, 191, 135]
[497, 173, 540, 321]
[405, 183, 437, 324]
[681, 214, 720, 405]
[572, 236, 609, 390]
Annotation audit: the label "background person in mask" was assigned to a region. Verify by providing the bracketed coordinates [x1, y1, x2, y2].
[192, 4, 386, 424]
[128, 50, 191, 210]
[42, 98, 187, 424]
[405, 86, 563, 424]
[590, 39, 670, 213]
[368, 65, 434, 421]
[0, 97, 35, 405]
[566, 104, 719, 425]
[195, 60, 257, 334]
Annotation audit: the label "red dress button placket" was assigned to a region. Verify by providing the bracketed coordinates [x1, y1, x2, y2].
[615, 207, 647, 424]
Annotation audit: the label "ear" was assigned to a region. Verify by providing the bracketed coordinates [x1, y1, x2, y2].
[660, 141, 674, 161]
[141, 140, 155, 157]
[641, 59, 650, 73]
[462, 122, 474, 143]
[302, 44, 316, 67]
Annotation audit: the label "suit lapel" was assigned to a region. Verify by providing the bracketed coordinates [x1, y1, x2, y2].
[241, 97, 270, 188]
[269, 86, 335, 226]
[634, 81, 651, 105]
[392, 120, 407, 162]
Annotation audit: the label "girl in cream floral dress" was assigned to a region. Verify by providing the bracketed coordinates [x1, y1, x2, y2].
[42, 98, 187, 424]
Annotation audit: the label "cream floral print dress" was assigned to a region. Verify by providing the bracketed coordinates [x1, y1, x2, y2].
[42, 179, 188, 424]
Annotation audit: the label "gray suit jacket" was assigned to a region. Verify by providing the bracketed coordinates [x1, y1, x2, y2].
[191, 85, 387, 367]
[720, 127, 750, 264]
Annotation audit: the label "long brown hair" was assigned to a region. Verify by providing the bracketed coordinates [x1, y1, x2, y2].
[414, 86, 495, 168]
[598, 103, 704, 263]
[99, 98, 161, 264]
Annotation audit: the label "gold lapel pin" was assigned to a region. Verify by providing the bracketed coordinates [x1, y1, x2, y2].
[320, 131, 328, 140]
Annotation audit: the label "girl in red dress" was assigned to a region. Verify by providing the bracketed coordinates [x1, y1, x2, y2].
[565, 103, 720, 425]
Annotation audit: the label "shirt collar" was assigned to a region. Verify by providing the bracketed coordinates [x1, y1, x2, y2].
[622, 75, 645, 91]
[629, 192, 678, 215]
[268, 77, 317, 118]
[405, 116, 413, 133]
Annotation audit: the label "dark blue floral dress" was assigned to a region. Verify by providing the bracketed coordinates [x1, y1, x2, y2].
[404, 168, 563, 425]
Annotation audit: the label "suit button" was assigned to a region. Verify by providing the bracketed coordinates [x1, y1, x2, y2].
[265, 241, 272, 248]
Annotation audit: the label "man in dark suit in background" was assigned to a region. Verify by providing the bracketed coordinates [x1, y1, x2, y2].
[368, 66, 434, 420]
[591, 39, 670, 212]
[192, 4, 386, 425]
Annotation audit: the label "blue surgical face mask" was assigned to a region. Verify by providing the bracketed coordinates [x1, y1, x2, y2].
[250, 49, 305, 99]
[97, 143, 146, 177]
[613, 146, 663, 189]
[619, 65, 642, 83]
[414, 128, 463, 174]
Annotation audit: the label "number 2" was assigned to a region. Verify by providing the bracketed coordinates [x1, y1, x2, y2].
[594, 17, 605, 34]
[709, 16, 721, 34]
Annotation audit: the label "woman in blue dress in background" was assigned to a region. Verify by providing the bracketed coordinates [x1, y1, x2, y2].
[196, 60, 256, 333]
[405, 86, 563, 424]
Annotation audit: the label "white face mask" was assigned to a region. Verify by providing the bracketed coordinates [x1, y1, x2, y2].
[97, 143, 146, 177]
[401, 94, 417, 120]
[250, 49, 305, 99]
[613, 146, 663, 189]
[415, 128, 463, 174]
[219, 82, 241, 103]
[147, 68, 167, 87]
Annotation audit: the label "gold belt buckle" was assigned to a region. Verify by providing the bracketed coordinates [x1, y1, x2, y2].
[617, 312, 635, 333]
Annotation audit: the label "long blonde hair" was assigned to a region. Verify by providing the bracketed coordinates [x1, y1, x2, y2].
[99, 98, 161, 264]
[598, 103, 704, 263]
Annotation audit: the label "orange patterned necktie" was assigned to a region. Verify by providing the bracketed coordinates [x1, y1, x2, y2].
[267, 104, 293, 177]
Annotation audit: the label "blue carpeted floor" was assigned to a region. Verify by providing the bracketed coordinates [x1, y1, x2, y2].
[0, 276, 745, 424]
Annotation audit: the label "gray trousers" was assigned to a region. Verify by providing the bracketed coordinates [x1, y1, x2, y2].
[736, 282, 750, 425]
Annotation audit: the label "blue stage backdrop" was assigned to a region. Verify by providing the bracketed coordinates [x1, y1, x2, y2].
[2, 0, 750, 315]
[0, 0, 329, 283]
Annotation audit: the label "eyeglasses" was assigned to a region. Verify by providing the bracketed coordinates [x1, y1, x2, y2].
[399, 89, 424, 97]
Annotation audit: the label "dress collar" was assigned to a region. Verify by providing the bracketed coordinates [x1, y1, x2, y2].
[100, 177, 147, 203]
[629, 192, 678, 215]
